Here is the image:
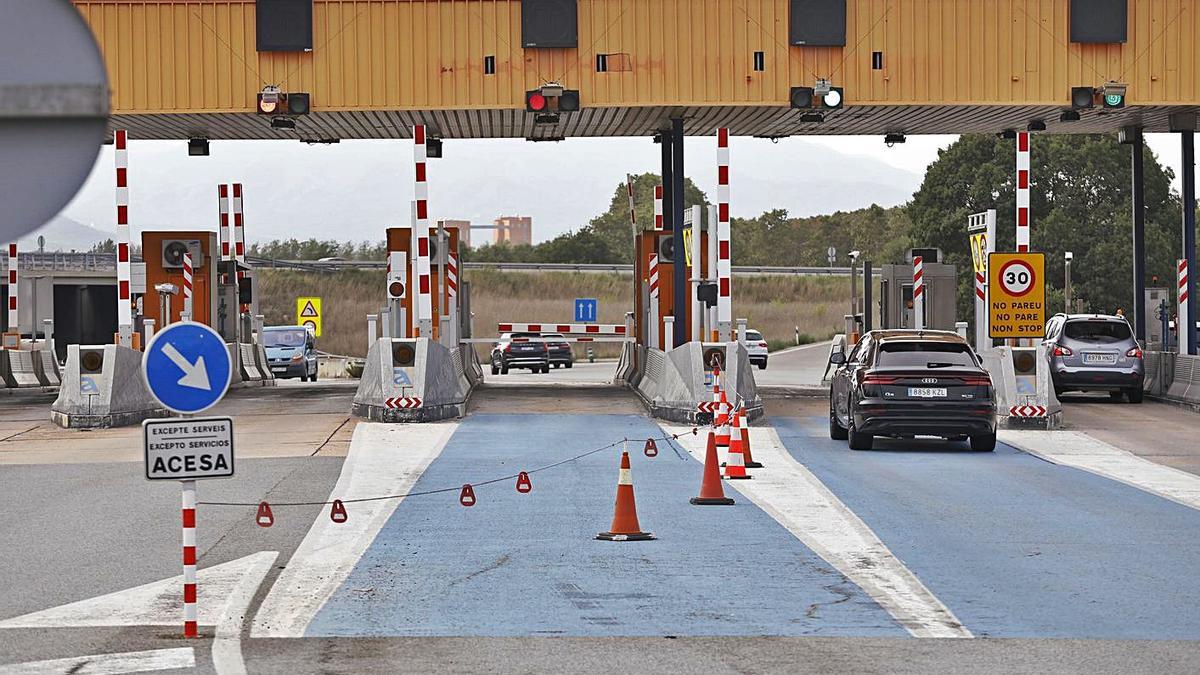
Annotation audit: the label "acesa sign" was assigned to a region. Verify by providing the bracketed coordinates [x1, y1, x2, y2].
[144, 417, 235, 481]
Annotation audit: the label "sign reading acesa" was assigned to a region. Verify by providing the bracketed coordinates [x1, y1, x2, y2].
[144, 417, 235, 481]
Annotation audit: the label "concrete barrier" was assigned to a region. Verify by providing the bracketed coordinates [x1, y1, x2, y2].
[51, 344, 169, 428]
[980, 344, 1062, 429]
[254, 343, 275, 383]
[352, 337, 476, 422]
[4, 349, 42, 388]
[238, 343, 262, 384]
[1165, 354, 1200, 407]
[0, 351, 16, 388]
[34, 349, 60, 387]
[1142, 351, 1175, 397]
[628, 341, 762, 425]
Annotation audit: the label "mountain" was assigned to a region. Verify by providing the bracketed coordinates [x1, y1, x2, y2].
[18, 216, 115, 253]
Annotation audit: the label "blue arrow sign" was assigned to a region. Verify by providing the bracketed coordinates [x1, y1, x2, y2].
[575, 298, 598, 323]
[142, 322, 233, 414]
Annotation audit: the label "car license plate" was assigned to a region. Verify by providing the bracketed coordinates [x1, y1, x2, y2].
[908, 387, 947, 398]
[1083, 353, 1118, 364]
[271, 366, 287, 372]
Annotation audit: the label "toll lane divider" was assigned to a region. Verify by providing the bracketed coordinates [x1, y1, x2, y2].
[250, 422, 692, 638]
[662, 422, 973, 639]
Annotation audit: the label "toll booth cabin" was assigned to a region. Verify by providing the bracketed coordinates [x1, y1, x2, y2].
[633, 223, 712, 350]
[878, 258, 958, 332]
[140, 232, 219, 331]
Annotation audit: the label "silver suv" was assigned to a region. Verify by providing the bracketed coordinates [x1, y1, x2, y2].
[1042, 314, 1143, 403]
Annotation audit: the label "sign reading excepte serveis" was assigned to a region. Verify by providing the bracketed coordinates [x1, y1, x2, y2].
[144, 417, 235, 481]
[988, 252, 1046, 339]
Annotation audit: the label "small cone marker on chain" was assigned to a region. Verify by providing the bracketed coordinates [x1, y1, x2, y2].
[644, 438, 659, 457]
[723, 416, 752, 480]
[739, 407, 763, 468]
[596, 450, 654, 541]
[256, 502, 274, 527]
[459, 484, 476, 506]
[330, 499, 348, 523]
[516, 471, 532, 493]
[691, 432, 735, 505]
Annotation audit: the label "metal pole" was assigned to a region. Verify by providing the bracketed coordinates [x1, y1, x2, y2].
[1183, 130, 1198, 356]
[1065, 257, 1073, 315]
[863, 261, 873, 332]
[659, 131, 674, 346]
[689, 205, 702, 342]
[181, 479, 198, 638]
[671, 118, 687, 348]
[1131, 132, 1147, 342]
[850, 257, 858, 321]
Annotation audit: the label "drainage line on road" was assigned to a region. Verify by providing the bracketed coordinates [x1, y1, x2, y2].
[197, 429, 698, 508]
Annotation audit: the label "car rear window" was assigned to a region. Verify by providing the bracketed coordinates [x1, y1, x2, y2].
[744, 331, 764, 341]
[875, 342, 977, 368]
[511, 332, 540, 339]
[1063, 320, 1131, 343]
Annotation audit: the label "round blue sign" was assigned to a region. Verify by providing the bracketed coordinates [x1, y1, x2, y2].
[141, 322, 233, 414]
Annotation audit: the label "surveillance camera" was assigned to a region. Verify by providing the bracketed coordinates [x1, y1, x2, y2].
[1064, 251, 1074, 261]
[849, 250, 861, 259]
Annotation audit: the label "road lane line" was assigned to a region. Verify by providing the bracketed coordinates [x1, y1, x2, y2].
[212, 551, 277, 675]
[999, 430, 1200, 511]
[663, 423, 973, 638]
[250, 421, 458, 638]
[0, 648, 194, 675]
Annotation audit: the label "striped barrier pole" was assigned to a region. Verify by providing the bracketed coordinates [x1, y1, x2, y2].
[232, 183, 248, 313]
[447, 249, 459, 344]
[1180, 259, 1190, 356]
[182, 480, 198, 638]
[218, 184, 230, 278]
[716, 128, 732, 341]
[181, 252, 193, 322]
[413, 125, 433, 336]
[626, 174, 638, 236]
[6, 243, 16, 337]
[653, 185, 664, 231]
[1016, 131, 1031, 253]
[648, 253, 660, 349]
[913, 256, 925, 330]
[114, 130, 133, 347]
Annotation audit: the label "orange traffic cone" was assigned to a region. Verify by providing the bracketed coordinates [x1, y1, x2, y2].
[596, 451, 655, 541]
[715, 391, 731, 448]
[739, 407, 763, 468]
[691, 432, 735, 505]
[723, 412, 752, 480]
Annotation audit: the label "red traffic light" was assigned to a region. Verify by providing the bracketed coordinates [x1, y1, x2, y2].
[388, 280, 406, 298]
[526, 91, 547, 112]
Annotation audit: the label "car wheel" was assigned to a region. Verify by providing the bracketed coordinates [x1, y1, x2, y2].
[543, 364, 551, 374]
[565, 362, 573, 369]
[758, 359, 767, 370]
[491, 364, 500, 375]
[829, 402, 848, 441]
[500, 362, 509, 375]
[846, 403, 873, 451]
[1109, 390, 1125, 401]
[970, 433, 997, 452]
[1126, 387, 1144, 404]
[311, 368, 318, 382]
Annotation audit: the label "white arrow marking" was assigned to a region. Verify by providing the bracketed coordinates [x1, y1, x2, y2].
[161, 342, 211, 391]
[0, 648, 194, 675]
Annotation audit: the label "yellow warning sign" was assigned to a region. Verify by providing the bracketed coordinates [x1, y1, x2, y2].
[682, 226, 694, 268]
[296, 297, 322, 337]
[969, 232, 988, 275]
[988, 253, 1045, 339]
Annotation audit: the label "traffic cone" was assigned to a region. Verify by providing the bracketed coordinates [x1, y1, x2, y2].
[739, 407, 763, 468]
[715, 391, 731, 448]
[596, 451, 655, 541]
[723, 414, 752, 480]
[691, 432, 735, 505]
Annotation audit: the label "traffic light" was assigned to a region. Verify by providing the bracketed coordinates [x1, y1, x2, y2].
[1071, 86, 1095, 109]
[790, 85, 843, 109]
[257, 87, 311, 115]
[525, 87, 581, 113]
[1102, 82, 1127, 109]
[820, 87, 844, 109]
[789, 87, 814, 109]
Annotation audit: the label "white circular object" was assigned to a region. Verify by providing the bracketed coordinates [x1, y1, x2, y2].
[823, 89, 842, 107]
[999, 259, 1037, 297]
[0, 0, 109, 242]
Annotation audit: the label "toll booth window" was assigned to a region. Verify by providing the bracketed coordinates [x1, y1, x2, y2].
[1063, 320, 1131, 343]
[256, 0, 314, 52]
[264, 329, 308, 347]
[877, 343, 977, 368]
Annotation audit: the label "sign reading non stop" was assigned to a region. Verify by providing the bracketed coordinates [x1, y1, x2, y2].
[988, 252, 1046, 339]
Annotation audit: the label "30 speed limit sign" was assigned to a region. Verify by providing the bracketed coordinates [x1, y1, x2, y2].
[988, 252, 1045, 339]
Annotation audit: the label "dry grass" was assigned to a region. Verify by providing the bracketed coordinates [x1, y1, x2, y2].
[257, 269, 851, 357]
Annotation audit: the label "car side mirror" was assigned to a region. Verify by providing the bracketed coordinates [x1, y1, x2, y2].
[829, 352, 846, 365]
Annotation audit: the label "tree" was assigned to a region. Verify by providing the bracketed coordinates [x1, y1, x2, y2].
[587, 173, 711, 261]
[907, 134, 1180, 326]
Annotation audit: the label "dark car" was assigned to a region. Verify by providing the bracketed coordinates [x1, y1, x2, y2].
[490, 332, 550, 374]
[544, 333, 574, 369]
[829, 330, 997, 452]
[1042, 314, 1144, 403]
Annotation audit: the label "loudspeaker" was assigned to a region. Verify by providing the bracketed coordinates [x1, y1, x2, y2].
[702, 344, 727, 372]
[1070, 0, 1126, 43]
[522, 0, 578, 48]
[79, 347, 105, 374]
[391, 340, 417, 367]
[789, 0, 846, 47]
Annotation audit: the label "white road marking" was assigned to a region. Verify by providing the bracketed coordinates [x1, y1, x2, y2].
[250, 421, 458, 638]
[0, 648, 194, 675]
[663, 423, 972, 638]
[767, 341, 829, 357]
[0, 552, 278, 629]
[1000, 430, 1200, 511]
[212, 552, 278, 675]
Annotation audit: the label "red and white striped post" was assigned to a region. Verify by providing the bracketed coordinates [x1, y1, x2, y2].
[413, 125, 433, 337]
[653, 185, 664, 231]
[716, 128, 732, 341]
[232, 183, 248, 313]
[181, 479, 197, 638]
[1180, 259, 1191, 356]
[648, 253, 660, 349]
[217, 183, 231, 291]
[6, 243, 17, 338]
[1015, 131, 1031, 253]
[446, 249, 459, 344]
[913, 256, 925, 330]
[181, 252, 193, 322]
[114, 130, 133, 347]
[626, 174, 638, 235]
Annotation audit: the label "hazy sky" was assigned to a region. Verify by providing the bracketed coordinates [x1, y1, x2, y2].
[58, 133, 1188, 245]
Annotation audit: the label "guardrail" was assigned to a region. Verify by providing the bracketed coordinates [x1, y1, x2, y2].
[247, 257, 852, 276]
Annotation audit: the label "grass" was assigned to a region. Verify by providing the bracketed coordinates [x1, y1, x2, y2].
[257, 269, 850, 357]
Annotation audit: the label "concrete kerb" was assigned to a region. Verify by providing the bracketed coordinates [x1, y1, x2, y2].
[628, 341, 763, 424]
[351, 337, 477, 422]
[50, 344, 169, 429]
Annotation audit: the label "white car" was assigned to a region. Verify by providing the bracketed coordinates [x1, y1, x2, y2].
[741, 329, 769, 369]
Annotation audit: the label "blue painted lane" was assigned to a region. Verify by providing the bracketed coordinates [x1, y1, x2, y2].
[307, 414, 905, 637]
[774, 415, 1200, 639]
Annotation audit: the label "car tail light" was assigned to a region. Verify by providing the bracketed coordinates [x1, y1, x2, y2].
[504, 344, 512, 353]
[1053, 345, 1073, 357]
[860, 375, 899, 385]
[758, 341, 768, 348]
[959, 376, 992, 386]
[1126, 347, 1143, 358]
